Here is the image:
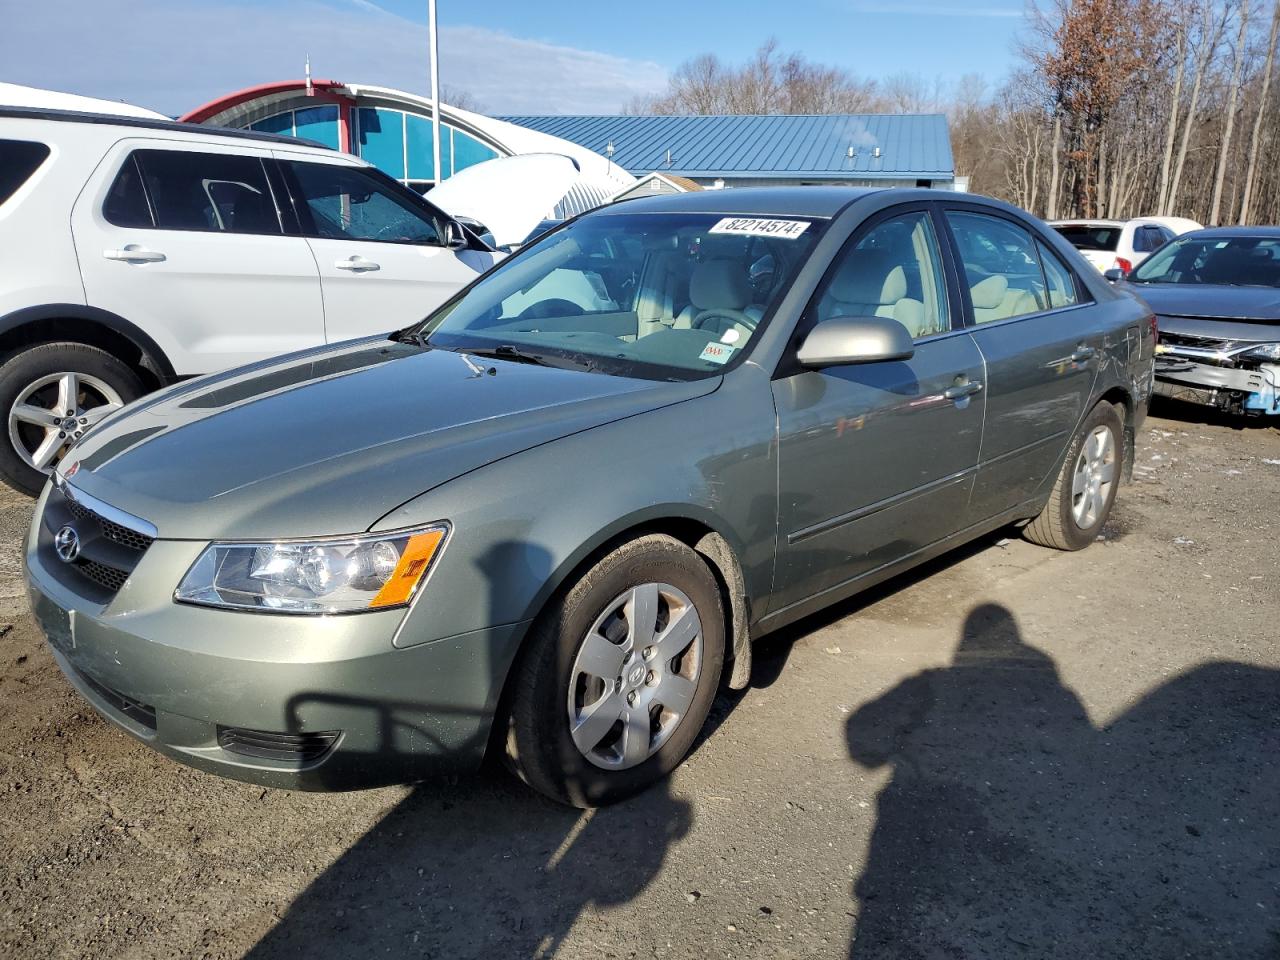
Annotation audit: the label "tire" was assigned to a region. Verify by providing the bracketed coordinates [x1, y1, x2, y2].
[1023, 401, 1124, 551]
[0, 342, 145, 496]
[504, 534, 726, 807]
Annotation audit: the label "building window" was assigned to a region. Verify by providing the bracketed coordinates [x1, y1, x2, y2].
[250, 106, 339, 150]
[356, 107, 407, 180]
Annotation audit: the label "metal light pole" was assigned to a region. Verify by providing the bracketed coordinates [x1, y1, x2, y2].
[428, 0, 442, 186]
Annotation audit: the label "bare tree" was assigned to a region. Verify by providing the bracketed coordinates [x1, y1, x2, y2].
[1210, 0, 1252, 223]
[1239, 0, 1280, 222]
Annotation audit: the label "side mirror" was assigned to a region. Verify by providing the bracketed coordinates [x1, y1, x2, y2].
[1103, 268, 1126, 282]
[445, 220, 468, 249]
[796, 316, 915, 368]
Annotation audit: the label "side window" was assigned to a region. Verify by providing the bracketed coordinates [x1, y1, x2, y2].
[1036, 241, 1080, 309]
[103, 155, 153, 228]
[946, 211, 1046, 323]
[814, 210, 949, 339]
[284, 162, 444, 246]
[129, 150, 281, 235]
[0, 139, 51, 207]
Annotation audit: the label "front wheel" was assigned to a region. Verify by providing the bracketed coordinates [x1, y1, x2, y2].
[504, 534, 725, 807]
[1023, 401, 1124, 551]
[0, 343, 145, 496]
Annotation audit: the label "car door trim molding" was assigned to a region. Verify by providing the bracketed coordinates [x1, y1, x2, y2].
[786, 464, 977, 545]
[974, 428, 1069, 470]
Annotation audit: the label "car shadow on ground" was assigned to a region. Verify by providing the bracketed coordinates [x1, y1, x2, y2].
[1149, 395, 1280, 431]
[846, 602, 1280, 958]
[245, 538, 1280, 959]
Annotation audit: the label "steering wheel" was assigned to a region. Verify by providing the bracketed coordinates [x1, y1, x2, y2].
[692, 308, 757, 334]
[517, 299, 586, 321]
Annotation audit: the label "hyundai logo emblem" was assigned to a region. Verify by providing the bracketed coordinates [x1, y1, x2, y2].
[54, 525, 81, 563]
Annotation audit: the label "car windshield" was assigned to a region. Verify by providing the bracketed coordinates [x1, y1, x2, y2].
[1054, 225, 1121, 252]
[1130, 235, 1280, 286]
[420, 212, 822, 380]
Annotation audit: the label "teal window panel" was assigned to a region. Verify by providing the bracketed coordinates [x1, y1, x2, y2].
[293, 105, 340, 150]
[453, 131, 498, 173]
[405, 113, 437, 181]
[251, 112, 293, 136]
[357, 107, 405, 180]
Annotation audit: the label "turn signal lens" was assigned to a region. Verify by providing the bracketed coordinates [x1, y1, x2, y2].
[371, 529, 447, 608]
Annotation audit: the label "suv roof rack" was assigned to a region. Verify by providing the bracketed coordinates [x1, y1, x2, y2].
[0, 106, 331, 151]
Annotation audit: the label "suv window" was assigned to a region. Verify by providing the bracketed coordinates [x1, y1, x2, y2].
[106, 150, 282, 234]
[815, 210, 949, 338]
[0, 140, 51, 206]
[947, 212, 1047, 323]
[283, 161, 445, 245]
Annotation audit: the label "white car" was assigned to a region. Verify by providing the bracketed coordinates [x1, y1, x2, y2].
[0, 105, 575, 494]
[1049, 218, 1195, 275]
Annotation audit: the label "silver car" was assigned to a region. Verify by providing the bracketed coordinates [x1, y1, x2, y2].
[25, 188, 1155, 806]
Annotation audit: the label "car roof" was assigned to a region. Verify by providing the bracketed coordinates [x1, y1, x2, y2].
[0, 105, 331, 151]
[592, 186, 885, 218]
[1049, 219, 1125, 228]
[1182, 225, 1280, 239]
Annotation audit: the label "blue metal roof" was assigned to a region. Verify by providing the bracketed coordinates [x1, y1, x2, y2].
[497, 114, 953, 180]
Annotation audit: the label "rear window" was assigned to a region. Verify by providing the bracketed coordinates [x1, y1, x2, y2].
[1053, 225, 1121, 252]
[0, 139, 51, 206]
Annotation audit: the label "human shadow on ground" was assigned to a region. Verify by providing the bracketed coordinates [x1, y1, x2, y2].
[847, 602, 1280, 959]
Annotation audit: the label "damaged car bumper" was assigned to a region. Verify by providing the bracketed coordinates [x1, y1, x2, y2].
[1154, 336, 1280, 416]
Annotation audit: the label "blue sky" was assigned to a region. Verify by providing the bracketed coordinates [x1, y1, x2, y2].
[4, 0, 1026, 116]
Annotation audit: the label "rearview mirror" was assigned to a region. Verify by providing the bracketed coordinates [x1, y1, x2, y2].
[1103, 268, 1126, 282]
[796, 316, 915, 368]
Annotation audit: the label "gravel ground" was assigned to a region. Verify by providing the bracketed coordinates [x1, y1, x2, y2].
[0, 399, 1277, 960]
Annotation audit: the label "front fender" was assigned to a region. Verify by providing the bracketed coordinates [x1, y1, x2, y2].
[375, 366, 779, 650]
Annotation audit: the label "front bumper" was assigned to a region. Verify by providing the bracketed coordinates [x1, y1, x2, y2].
[25, 493, 529, 791]
[1154, 356, 1280, 415]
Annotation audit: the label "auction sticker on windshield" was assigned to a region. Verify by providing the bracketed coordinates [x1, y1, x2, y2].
[709, 218, 811, 239]
[699, 342, 737, 364]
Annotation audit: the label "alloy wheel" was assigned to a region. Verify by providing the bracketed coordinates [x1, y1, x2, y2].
[7, 372, 123, 473]
[1070, 424, 1116, 529]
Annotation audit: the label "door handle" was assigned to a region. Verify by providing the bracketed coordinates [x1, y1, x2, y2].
[944, 378, 984, 401]
[103, 245, 166, 263]
[1071, 345, 1097, 362]
[335, 256, 380, 272]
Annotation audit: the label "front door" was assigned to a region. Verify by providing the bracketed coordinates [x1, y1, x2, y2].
[769, 207, 985, 617]
[276, 154, 494, 340]
[72, 140, 325, 375]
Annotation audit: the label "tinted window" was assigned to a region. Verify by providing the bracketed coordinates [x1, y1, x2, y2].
[1131, 235, 1280, 286]
[947, 212, 1047, 323]
[285, 161, 445, 245]
[130, 150, 281, 234]
[816, 211, 949, 338]
[0, 139, 50, 206]
[1053, 224, 1121, 252]
[1134, 226, 1164, 253]
[102, 155, 153, 228]
[1036, 241, 1080, 308]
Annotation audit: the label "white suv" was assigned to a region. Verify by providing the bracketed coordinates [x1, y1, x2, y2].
[0, 107, 511, 494]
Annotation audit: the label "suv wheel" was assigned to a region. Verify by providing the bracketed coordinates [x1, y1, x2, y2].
[1023, 401, 1124, 551]
[504, 534, 725, 807]
[0, 342, 145, 495]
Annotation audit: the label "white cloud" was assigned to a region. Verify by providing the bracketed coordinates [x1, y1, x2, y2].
[3, 0, 668, 116]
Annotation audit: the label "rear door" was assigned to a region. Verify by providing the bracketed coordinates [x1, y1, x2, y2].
[942, 207, 1106, 521]
[71, 140, 324, 375]
[275, 153, 494, 340]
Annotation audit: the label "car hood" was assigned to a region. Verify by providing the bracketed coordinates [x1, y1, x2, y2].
[61, 339, 718, 540]
[427, 154, 581, 248]
[1124, 282, 1280, 323]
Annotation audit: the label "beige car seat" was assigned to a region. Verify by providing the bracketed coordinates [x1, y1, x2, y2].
[969, 274, 1039, 323]
[673, 260, 762, 340]
[820, 250, 930, 336]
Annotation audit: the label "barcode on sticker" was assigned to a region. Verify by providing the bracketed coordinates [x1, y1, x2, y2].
[708, 218, 811, 239]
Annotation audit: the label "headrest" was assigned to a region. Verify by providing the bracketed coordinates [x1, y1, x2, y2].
[827, 250, 903, 305]
[970, 274, 1009, 310]
[690, 259, 752, 311]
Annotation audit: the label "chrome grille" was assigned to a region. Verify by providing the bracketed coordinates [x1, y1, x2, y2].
[63, 495, 155, 552]
[42, 480, 155, 600]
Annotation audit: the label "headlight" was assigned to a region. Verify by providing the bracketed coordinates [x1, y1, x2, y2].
[174, 524, 448, 614]
[1241, 342, 1280, 362]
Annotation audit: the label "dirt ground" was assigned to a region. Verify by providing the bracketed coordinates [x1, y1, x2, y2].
[0, 399, 1277, 960]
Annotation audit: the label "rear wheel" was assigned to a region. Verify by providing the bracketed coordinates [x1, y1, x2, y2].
[1023, 401, 1124, 551]
[0, 343, 144, 495]
[504, 534, 725, 807]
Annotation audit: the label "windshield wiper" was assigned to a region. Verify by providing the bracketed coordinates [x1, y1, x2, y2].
[462, 344, 599, 372]
[390, 327, 430, 347]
